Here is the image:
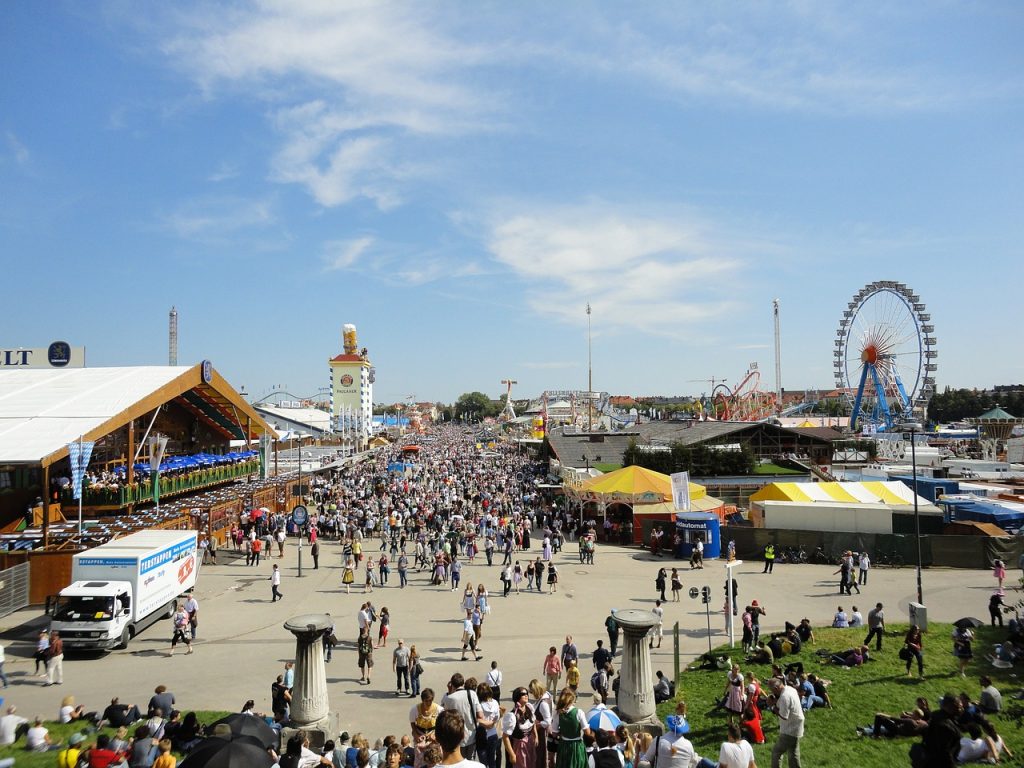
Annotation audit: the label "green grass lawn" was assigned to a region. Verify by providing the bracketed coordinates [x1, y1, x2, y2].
[753, 463, 805, 475]
[0, 710, 232, 767]
[658, 623, 1024, 768]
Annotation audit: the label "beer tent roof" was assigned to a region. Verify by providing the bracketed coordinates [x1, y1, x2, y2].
[577, 465, 706, 503]
[750, 480, 930, 507]
[0, 363, 277, 466]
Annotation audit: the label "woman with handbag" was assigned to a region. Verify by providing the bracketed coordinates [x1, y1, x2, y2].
[902, 624, 925, 678]
[409, 645, 424, 697]
[501, 687, 537, 768]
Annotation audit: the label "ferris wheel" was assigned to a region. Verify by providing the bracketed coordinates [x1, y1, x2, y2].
[834, 280, 937, 431]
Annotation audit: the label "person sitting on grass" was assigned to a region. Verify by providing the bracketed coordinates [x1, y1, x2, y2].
[806, 675, 832, 709]
[82, 733, 128, 768]
[101, 697, 143, 728]
[153, 738, 176, 768]
[747, 641, 774, 665]
[25, 716, 61, 752]
[795, 618, 815, 645]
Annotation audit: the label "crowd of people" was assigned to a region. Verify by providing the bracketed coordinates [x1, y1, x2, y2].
[4, 426, 1023, 768]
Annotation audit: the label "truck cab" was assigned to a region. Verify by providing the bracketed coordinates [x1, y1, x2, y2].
[48, 581, 136, 650]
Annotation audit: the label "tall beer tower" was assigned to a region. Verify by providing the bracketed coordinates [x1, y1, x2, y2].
[329, 324, 374, 450]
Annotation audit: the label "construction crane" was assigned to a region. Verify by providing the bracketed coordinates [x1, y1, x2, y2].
[500, 379, 518, 421]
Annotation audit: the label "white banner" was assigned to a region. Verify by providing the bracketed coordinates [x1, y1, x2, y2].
[671, 471, 691, 512]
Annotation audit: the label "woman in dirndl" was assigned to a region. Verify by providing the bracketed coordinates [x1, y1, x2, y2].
[551, 688, 591, 768]
[501, 687, 537, 768]
[342, 556, 356, 593]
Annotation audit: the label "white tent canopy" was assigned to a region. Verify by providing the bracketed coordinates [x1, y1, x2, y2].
[0, 366, 191, 463]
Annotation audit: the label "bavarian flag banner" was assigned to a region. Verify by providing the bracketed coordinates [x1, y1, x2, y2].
[68, 439, 95, 500]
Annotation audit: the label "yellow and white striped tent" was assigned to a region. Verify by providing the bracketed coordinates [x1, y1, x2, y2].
[750, 481, 926, 507]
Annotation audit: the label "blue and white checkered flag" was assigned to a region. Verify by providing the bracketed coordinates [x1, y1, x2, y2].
[68, 440, 95, 500]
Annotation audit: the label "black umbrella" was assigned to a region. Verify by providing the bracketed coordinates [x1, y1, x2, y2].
[206, 713, 279, 749]
[954, 617, 984, 629]
[181, 734, 273, 768]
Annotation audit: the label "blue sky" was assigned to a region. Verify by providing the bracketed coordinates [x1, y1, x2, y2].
[3, 2, 1022, 405]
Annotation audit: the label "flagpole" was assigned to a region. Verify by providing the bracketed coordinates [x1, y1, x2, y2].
[78, 434, 84, 538]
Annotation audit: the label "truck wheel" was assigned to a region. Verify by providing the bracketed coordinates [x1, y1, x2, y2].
[164, 601, 175, 618]
[119, 626, 133, 649]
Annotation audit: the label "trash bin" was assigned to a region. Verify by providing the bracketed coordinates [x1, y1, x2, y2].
[908, 602, 928, 631]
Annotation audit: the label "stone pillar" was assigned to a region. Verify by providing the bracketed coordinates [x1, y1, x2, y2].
[612, 609, 659, 727]
[284, 614, 332, 729]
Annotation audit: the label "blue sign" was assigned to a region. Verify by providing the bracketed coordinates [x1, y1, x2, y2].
[291, 505, 308, 526]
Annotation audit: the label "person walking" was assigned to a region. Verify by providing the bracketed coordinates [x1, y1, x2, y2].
[769, 676, 804, 768]
[670, 568, 682, 602]
[547, 563, 559, 593]
[863, 603, 885, 651]
[398, 553, 408, 588]
[183, 592, 199, 641]
[763, 544, 775, 574]
[994, 558, 1007, 590]
[34, 629, 49, 677]
[461, 611, 481, 661]
[501, 564, 512, 598]
[485, 661, 503, 703]
[655, 568, 668, 602]
[270, 563, 283, 602]
[858, 551, 870, 585]
[206, 534, 218, 565]
[650, 600, 664, 649]
[543, 647, 563, 693]
[903, 624, 925, 679]
[311, 538, 320, 570]
[953, 625, 974, 678]
[169, 603, 193, 656]
[251, 535, 263, 566]
[342, 556, 356, 593]
[45, 630, 64, 686]
[358, 627, 374, 685]
[0, 642, 8, 689]
[393, 639, 411, 696]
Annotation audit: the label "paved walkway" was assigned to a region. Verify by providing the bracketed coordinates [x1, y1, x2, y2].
[0, 539, 1005, 738]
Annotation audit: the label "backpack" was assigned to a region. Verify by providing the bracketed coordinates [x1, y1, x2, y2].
[591, 670, 603, 690]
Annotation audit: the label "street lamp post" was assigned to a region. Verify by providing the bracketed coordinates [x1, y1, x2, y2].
[903, 423, 924, 605]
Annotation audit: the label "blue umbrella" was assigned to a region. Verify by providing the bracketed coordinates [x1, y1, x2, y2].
[587, 704, 622, 732]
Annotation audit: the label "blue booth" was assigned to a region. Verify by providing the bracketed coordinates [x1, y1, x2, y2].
[674, 512, 721, 559]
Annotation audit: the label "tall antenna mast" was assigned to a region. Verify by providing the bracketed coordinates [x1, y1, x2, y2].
[772, 299, 782, 401]
[169, 306, 178, 366]
[587, 303, 593, 431]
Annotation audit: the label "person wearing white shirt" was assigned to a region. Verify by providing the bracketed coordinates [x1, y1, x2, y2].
[716, 723, 756, 768]
[769, 677, 805, 768]
[0, 705, 28, 746]
[484, 662, 503, 702]
[849, 608, 864, 628]
[639, 724, 715, 768]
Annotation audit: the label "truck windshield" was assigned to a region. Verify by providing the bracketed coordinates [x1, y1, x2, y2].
[52, 595, 116, 622]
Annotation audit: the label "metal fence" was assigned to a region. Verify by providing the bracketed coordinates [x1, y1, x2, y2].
[0, 561, 30, 618]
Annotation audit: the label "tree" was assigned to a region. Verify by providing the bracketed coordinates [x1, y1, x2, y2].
[454, 391, 499, 421]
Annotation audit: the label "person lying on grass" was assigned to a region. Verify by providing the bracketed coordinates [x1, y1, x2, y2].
[859, 697, 930, 738]
[829, 645, 871, 667]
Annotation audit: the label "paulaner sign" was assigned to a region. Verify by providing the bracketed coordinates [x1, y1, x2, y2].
[0, 342, 86, 368]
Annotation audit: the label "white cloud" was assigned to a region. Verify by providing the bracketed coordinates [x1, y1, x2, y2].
[323, 236, 374, 271]
[488, 204, 745, 338]
[164, 196, 275, 239]
[5, 131, 29, 165]
[208, 161, 239, 182]
[164, 1, 492, 208]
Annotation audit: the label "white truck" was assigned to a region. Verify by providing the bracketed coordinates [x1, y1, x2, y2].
[48, 529, 199, 651]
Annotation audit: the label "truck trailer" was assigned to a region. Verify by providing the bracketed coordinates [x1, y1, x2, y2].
[48, 529, 199, 650]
